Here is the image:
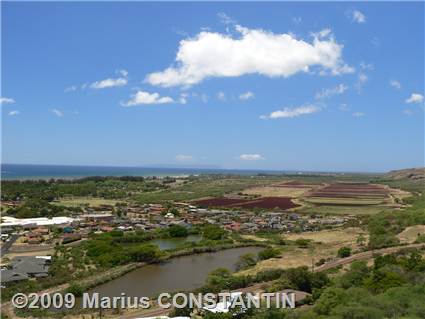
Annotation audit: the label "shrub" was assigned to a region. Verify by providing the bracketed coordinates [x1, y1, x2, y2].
[337, 247, 352, 258]
[258, 247, 281, 261]
[168, 225, 188, 238]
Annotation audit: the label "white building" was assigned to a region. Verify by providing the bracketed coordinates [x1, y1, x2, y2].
[0, 216, 74, 228]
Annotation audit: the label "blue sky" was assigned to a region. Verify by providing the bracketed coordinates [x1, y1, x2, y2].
[1, 2, 424, 172]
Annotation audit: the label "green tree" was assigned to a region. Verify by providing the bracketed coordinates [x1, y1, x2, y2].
[203, 225, 226, 240]
[337, 247, 352, 258]
[168, 225, 188, 238]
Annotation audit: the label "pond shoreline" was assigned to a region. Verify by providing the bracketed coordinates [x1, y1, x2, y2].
[79, 242, 267, 292]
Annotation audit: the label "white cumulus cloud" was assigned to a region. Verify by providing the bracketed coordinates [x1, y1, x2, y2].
[352, 112, 365, 117]
[122, 91, 174, 106]
[0, 97, 15, 104]
[146, 25, 353, 87]
[351, 10, 366, 23]
[315, 84, 348, 100]
[405, 93, 424, 104]
[8, 110, 20, 116]
[239, 154, 265, 161]
[260, 104, 321, 119]
[239, 91, 255, 100]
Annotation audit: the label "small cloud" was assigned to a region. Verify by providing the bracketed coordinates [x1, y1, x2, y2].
[315, 84, 348, 100]
[217, 91, 226, 101]
[353, 62, 373, 93]
[403, 109, 414, 116]
[118, 69, 128, 77]
[352, 112, 365, 117]
[8, 110, 20, 116]
[89, 70, 129, 89]
[217, 12, 237, 26]
[405, 93, 424, 104]
[0, 97, 15, 104]
[355, 72, 368, 93]
[339, 103, 350, 112]
[175, 154, 193, 161]
[389, 79, 401, 90]
[51, 109, 64, 117]
[64, 86, 77, 92]
[316, 28, 332, 39]
[292, 17, 302, 25]
[260, 104, 320, 119]
[179, 93, 188, 104]
[121, 91, 174, 106]
[200, 94, 208, 103]
[351, 10, 366, 23]
[90, 77, 127, 89]
[239, 91, 254, 101]
[239, 154, 265, 161]
[360, 62, 374, 71]
[370, 37, 380, 47]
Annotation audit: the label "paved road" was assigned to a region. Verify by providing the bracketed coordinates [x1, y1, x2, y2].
[0, 234, 19, 256]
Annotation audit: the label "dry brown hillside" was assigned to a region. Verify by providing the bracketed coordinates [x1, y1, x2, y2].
[386, 168, 425, 180]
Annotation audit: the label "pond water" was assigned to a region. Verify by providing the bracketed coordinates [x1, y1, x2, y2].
[88, 246, 263, 298]
[149, 234, 202, 250]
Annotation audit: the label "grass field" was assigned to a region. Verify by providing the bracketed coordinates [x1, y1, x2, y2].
[239, 227, 367, 275]
[304, 197, 386, 206]
[298, 204, 391, 215]
[397, 225, 425, 243]
[53, 197, 121, 207]
[284, 227, 368, 245]
[134, 176, 282, 204]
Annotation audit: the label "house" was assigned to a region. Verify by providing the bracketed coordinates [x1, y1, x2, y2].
[225, 222, 241, 231]
[203, 292, 250, 314]
[1, 256, 51, 286]
[100, 226, 114, 232]
[0, 269, 29, 286]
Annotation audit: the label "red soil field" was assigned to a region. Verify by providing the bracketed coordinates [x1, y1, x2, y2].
[194, 196, 299, 210]
[307, 183, 390, 198]
[273, 181, 321, 188]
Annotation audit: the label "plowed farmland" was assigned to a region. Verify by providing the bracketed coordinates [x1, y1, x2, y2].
[194, 196, 299, 210]
[305, 183, 392, 206]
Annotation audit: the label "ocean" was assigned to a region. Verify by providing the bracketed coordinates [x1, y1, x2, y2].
[1, 164, 286, 180]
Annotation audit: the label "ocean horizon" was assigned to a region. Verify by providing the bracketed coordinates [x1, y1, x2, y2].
[1, 163, 292, 180]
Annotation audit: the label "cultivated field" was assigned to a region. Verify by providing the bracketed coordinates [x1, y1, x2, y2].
[189, 178, 408, 215]
[194, 196, 299, 210]
[242, 181, 323, 198]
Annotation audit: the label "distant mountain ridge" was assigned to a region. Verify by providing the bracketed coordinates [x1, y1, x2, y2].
[386, 168, 425, 180]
